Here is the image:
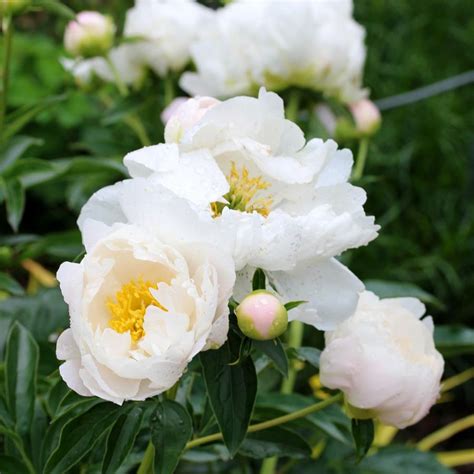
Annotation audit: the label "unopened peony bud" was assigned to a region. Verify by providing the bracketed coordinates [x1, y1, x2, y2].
[164, 96, 220, 143]
[235, 290, 288, 341]
[0, 0, 30, 15]
[161, 97, 188, 125]
[64, 11, 115, 58]
[349, 99, 381, 135]
[320, 291, 444, 429]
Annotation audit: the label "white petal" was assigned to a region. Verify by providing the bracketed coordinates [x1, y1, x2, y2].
[269, 258, 364, 330]
[59, 360, 93, 398]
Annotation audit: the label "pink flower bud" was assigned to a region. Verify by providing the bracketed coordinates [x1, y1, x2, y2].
[235, 290, 288, 341]
[164, 96, 220, 143]
[161, 97, 189, 125]
[349, 99, 381, 135]
[64, 11, 115, 58]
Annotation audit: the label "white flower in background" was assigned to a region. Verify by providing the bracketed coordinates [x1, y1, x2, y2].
[64, 11, 115, 58]
[320, 291, 444, 428]
[123, 89, 379, 330]
[57, 181, 235, 404]
[61, 44, 146, 88]
[123, 0, 214, 77]
[181, 0, 367, 103]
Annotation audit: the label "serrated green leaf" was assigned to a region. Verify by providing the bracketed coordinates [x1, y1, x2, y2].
[102, 405, 144, 474]
[252, 268, 266, 291]
[0, 272, 24, 296]
[352, 418, 374, 461]
[200, 332, 257, 455]
[4, 323, 39, 437]
[239, 427, 311, 459]
[254, 338, 288, 377]
[151, 400, 193, 474]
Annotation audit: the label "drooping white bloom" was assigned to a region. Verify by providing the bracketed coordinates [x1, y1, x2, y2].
[320, 291, 444, 428]
[123, 0, 214, 77]
[122, 89, 379, 330]
[64, 11, 115, 58]
[181, 0, 367, 103]
[57, 181, 235, 404]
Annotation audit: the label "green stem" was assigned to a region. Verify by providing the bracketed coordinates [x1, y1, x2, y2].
[285, 90, 300, 123]
[123, 114, 151, 146]
[280, 320, 304, 394]
[137, 441, 154, 474]
[0, 14, 13, 142]
[105, 54, 128, 97]
[163, 75, 175, 106]
[186, 393, 342, 450]
[352, 137, 370, 181]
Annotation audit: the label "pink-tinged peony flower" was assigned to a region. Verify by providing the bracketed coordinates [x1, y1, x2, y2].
[349, 99, 381, 135]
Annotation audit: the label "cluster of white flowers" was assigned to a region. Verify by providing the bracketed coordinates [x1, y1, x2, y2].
[181, 0, 367, 103]
[62, 0, 366, 103]
[57, 89, 443, 429]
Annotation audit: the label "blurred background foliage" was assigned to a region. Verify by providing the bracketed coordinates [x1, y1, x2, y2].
[0, 0, 473, 472]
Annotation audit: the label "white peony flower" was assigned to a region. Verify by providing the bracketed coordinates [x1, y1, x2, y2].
[57, 181, 235, 404]
[181, 0, 367, 103]
[122, 89, 379, 330]
[320, 291, 444, 428]
[123, 0, 214, 77]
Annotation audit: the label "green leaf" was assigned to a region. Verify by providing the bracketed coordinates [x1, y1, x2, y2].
[239, 427, 311, 459]
[43, 402, 122, 474]
[352, 418, 374, 461]
[0, 136, 43, 173]
[0, 288, 68, 348]
[254, 338, 288, 377]
[288, 347, 321, 369]
[0, 272, 24, 296]
[0, 455, 29, 474]
[252, 268, 266, 291]
[3, 94, 67, 141]
[1, 177, 25, 232]
[151, 400, 193, 474]
[364, 279, 444, 310]
[200, 332, 257, 455]
[3, 158, 63, 188]
[284, 300, 307, 311]
[357, 445, 453, 474]
[34, 0, 76, 20]
[434, 324, 474, 357]
[4, 323, 39, 437]
[102, 406, 144, 474]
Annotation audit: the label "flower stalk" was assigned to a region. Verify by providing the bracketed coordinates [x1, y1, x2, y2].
[186, 393, 342, 450]
[352, 137, 370, 181]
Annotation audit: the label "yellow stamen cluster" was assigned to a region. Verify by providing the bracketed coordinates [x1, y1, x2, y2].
[211, 162, 273, 217]
[107, 278, 167, 342]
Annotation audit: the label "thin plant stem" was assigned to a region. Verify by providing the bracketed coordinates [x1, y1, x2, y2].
[163, 75, 175, 106]
[352, 137, 370, 181]
[123, 114, 152, 146]
[437, 449, 474, 468]
[0, 14, 13, 141]
[285, 90, 300, 123]
[417, 414, 474, 451]
[441, 367, 474, 393]
[137, 441, 154, 474]
[186, 393, 342, 450]
[105, 54, 129, 97]
[280, 320, 304, 394]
